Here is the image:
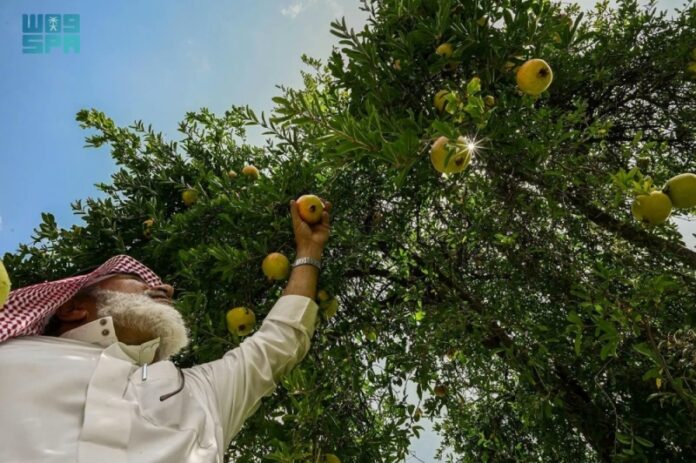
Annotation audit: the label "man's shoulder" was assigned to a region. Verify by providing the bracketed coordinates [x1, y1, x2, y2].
[0, 335, 106, 376]
[0, 334, 102, 352]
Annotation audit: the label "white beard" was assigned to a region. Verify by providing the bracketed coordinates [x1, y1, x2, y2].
[93, 289, 190, 361]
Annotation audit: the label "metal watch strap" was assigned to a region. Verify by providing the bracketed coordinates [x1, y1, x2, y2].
[292, 256, 321, 271]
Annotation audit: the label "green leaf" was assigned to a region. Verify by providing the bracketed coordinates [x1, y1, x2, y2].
[503, 8, 514, 26]
[574, 333, 583, 356]
[600, 341, 616, 360]
[567, 311, 582, 325]
[635, 436, 654, 448]
[633, 343, 657, 362]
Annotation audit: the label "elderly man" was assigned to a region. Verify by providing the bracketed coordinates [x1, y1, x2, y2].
[0, 198, 331, 463]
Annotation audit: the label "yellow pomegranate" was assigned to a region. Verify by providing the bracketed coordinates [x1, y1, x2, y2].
[143, 218, 155, 238]
[435, 43, 453, 58]
[663, 173, 696, 209]
[320, 297, 339, 320]
[631, 191, 672, 225]
[433, 90, 449, 112]
[429, 136, 472, 174]
[182, 189, 199, 206]
[226, 307, 256, 336]
[323, 454, 341, 463]
[516, 59, 553, 96]
[242, 165, 260, 179]
[262, 252, 290, 280]
[0, 260, 11, 310]
[687, 62, 696, 79]
[296, 194, 324, 224]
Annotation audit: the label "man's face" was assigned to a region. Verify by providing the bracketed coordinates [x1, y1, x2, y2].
[89, 274, 189, 360]
[96, 274, 175, 305]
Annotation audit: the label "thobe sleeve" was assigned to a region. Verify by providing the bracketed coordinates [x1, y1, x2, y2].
[183, 295, 319, 447]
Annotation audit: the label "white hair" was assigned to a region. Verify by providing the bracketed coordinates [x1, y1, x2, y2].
[92, 289, 189, 361]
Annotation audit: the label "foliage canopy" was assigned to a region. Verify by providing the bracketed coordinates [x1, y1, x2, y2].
[5, 0, 696, 461]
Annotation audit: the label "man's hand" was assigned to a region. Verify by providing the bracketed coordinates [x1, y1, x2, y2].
[283, 197, 332, 299]
[289, 198, 332, 259]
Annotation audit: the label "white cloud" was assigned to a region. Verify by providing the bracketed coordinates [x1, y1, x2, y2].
[281, 0, 344, 19]
[281, 2, 305, 18]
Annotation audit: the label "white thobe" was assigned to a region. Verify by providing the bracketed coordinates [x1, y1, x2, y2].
[0, 294, 318, 463]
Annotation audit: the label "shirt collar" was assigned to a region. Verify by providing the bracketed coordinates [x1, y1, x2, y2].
[60, 316, 161, 365]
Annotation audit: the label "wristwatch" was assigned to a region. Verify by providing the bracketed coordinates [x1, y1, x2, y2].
[292, 256, 322, 271]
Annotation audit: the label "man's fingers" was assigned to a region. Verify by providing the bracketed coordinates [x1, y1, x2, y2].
[321, 201, 332, 226]
[289, 200, 301, 228]
[291, 197, 331, 229]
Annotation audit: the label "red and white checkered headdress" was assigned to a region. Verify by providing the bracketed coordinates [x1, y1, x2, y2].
[0, 255, 162, 343]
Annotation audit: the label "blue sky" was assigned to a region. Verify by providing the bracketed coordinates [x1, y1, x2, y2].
[0, 0, 368, 254]
[0, 1, 693, 461]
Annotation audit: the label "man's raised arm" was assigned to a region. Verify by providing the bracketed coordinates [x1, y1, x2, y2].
[183, 198, 331, 447]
